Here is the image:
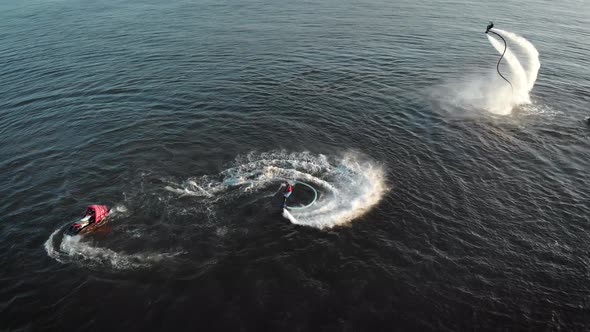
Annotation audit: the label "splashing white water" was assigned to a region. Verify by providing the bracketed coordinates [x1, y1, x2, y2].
[284, 153, 387, 229]
[494, 28, 541, 93]
[45, 231, 183, 270]
[166, 151, 388, 229]
[433, 28, 540, 116]
[282, 208, 298, 224]
[57, 235, 182, 270]
[485, 28, 540, 114]
[44, 227, 65, 263]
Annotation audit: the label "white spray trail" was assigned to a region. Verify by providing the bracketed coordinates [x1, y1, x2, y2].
[45, 232, 184, 270]
[432, 28, 540, 116]
[44, 227, 65, 263]
[166, 151, 388, 229]
[494, 28, 540, 92]
[487, 28, 541, 108]
[487, 33, 528, 104]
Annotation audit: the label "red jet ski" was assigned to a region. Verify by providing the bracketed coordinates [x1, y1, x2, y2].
[66, 205, 110, 235]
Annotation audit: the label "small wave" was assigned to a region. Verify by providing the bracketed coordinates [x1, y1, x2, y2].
[58, 235, 183, 270]
[44, 226, 65, 264]
[45, 231, 184, 270]
[432, 28, 540, 116]
[285, 153, 387, 228]
[111, 204, 128, 214]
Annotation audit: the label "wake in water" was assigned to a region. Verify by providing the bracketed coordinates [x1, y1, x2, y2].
[433, 26, 540, 115]
[44, 205, 184, 270]
[45, 151, 387, 270]
[45, 232, 182, 270]
[165, 151, 388, 229]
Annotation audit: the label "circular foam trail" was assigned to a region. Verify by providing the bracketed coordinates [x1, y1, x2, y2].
[166, 151, 388, 229]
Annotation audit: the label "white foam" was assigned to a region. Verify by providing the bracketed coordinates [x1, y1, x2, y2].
[494, 28, 540, 93]
[168, 151, 388, 229]
[58, 235, 181, 270]
[286, 154, 387, 228]
[487, 33, 528, 105]
[485, 29, 540, 113]
[164, 182, 214, 197]
[44, 226, 65, 263]
[112, 204, 128, 214]
[433, 28, 540, 116]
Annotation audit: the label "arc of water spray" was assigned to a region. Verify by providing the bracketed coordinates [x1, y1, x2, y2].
[493, 28, 540, 93]
[485, 22, 513, 94]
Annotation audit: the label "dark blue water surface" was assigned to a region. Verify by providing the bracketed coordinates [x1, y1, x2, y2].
[1, 0, 589, 330]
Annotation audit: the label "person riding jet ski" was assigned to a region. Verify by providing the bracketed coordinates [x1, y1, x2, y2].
[66, 205, 109, 235]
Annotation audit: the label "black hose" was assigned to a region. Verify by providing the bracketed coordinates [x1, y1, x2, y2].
[488, 30, 513, 93]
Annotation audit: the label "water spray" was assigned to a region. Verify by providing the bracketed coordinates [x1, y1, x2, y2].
[435, 25, 539, 115]
[485, 22, 514, 94]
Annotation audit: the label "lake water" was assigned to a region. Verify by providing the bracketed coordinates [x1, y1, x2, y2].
[1, 0, 589, 330]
